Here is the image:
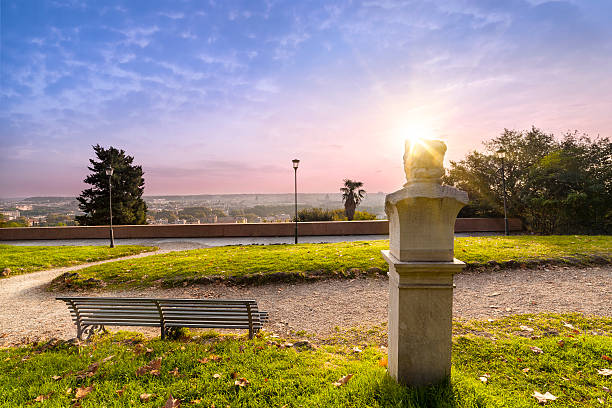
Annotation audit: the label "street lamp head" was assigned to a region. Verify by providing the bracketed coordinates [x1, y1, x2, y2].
[496, 149, 506, 159]
[106, 167, 114, 176]
[292, 159, 300, 169]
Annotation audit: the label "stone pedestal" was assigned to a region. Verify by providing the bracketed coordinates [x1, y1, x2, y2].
[383, 250, 464, 386]
[383, 138, 468, 386]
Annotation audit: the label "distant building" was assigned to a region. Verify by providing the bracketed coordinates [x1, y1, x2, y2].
[0, 210, 20, 220]
[16, 205, 33, 211]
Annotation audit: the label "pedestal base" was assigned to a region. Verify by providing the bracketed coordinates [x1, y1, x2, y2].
[382, 250, 465, 386]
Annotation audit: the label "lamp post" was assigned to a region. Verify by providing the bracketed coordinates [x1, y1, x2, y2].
[292, 159, 300, 244]
[497, 149, 509, 236]
[106, 166, 115, 248]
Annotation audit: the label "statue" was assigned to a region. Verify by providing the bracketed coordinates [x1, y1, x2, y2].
[403, 139, 446, 185]
[382, 137, 469, 386]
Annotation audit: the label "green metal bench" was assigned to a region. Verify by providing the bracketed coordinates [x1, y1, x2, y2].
[56, 297, 268, 340]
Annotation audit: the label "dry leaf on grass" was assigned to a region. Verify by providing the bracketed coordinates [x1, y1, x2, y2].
[597, 368, 612, 376]
[75, 386, 93, 399]
[75, 362, 99, 379]
[136, 357, 162, 376]
[234, 378, 250, 387]
[100, 355, 115, 363]
[198, 354, 221, 364]
[169, 367, 180, 377]
[52, 375, 62, 381]
[139, 393, 153, 402]
[164, 394, 181, 408]
[379, 357, 388, 367]
[532, 391, 556, 404]
[213, 373, 221, 379]
[333, 374, 353, 387]
[520, 325, 534, 332]
[34, 394, 51, 402]
[602, 355, 612, 362]
[134, 344, 154, 355]
[352, 347, 362, 353]
[115, 386, 126, 396]
[529, 346, 543, 354]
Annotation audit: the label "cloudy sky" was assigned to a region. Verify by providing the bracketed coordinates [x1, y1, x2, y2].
[1, 0, 611, 197]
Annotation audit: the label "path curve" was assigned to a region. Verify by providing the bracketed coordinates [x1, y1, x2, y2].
[0, 257, 610, 345]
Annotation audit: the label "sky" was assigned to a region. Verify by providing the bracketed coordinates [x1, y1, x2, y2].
[1, 0, 612, 197]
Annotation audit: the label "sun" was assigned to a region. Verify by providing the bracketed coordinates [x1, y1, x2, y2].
[391, 119, 438, 146]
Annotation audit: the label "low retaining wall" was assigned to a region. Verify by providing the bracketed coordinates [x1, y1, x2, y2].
[0, 218, 522, 241]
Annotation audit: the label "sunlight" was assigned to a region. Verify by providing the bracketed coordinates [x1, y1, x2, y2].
[391, 118, 439, 147]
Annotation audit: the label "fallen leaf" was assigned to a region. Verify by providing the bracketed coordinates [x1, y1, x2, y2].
[52, 375, 62, 381]
[603, 386, 610, 394]
[139, 393, 153, 402]
[597, 368, 612, 376]
[352, 347, 362, 353]
[333, 374, 353, 387]
[379, 357, 388, 367]
[101, 355, 115, 363]
[602, 355, 612, 362]
[598, 397, 605, 404]
[116, 386, 126, 396]
[169, 367, 180, 377]
[75, 362, 99, 379]
[234, 378, 250, 387]
[164, 394, 181, 408]
[520, 325, 534, 332]
[532, 391, 557, 404]
[75, 386, 93, 399]
[213, 373, 221, 379]
[557, 340, 565, 348]
[66, 388, 72, 395]
[522, 368, 530, 373]
[529, 346, 543, 354]
[34, 394, 51, 402]
[488, 292, 501, 297]
[479, 376, 488, 383]
[136, 357, 162, 376]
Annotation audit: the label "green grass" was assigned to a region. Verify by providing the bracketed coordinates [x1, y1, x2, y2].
[57, 236, 612, 289]
[0, 314, 609, 407]
[0, 245, 157, 277]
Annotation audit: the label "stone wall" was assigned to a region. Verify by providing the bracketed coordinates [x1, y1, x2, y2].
[0, 218, 522, 240]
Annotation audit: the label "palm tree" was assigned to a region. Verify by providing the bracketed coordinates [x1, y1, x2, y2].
[341, 179, 366, 221]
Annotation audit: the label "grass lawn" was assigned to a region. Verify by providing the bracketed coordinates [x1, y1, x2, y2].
[0, 245, 157, 278]
[57, 235, 612, 289]
[0, 314, 610, 407]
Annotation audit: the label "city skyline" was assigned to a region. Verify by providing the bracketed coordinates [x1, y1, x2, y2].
[2, 0, 612, 197]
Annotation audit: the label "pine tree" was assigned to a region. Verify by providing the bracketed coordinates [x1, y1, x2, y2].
[76, 145, 147, 226]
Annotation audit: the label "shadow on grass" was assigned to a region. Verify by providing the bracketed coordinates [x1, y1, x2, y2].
[371, 377, 473, 408]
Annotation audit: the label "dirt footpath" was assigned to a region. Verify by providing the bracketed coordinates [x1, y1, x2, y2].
[0, 262, 609, 346]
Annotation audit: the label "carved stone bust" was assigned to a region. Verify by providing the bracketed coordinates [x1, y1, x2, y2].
[403, 139, 447, 185]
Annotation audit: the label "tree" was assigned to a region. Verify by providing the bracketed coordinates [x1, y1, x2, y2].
[76, 145, 147, 226]
[444, 127, 612, 234]
[340, 179, 366, 221]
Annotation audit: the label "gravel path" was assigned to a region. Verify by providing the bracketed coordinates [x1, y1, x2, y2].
[0, 257, 610, 346]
